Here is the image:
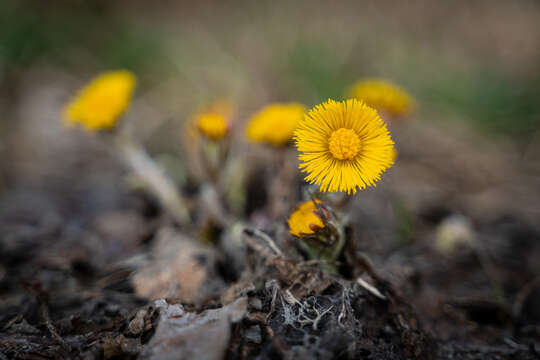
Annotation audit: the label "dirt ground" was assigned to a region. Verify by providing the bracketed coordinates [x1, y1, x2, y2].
[1, 102, 539, 359]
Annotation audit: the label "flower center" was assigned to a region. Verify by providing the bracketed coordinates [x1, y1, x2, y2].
[328, 128, 361, 160]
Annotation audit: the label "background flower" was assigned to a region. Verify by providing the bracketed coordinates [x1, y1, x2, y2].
[185, 100, 234, 147]
[348, 79, 414, 117]
[196, 113, 228, 141]
[246, 103, 305, 146]
[64, 70, 136, 131]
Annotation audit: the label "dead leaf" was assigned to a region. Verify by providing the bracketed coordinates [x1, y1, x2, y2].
[132, 227, 224, 303]
[140, 297, 247, 360]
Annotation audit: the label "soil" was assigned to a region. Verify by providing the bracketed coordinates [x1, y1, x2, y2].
[1, 116, 540, 359]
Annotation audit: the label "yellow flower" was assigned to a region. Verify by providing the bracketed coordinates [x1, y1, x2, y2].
[246, 103, 305, 146]
[196, 113, 229, 141]
[288, 200, 325, 237]
[64, 70, 137, 131]
[294, 99, 396, 194]
[348, 79, 414, 116]
[187, 100, 233, 144]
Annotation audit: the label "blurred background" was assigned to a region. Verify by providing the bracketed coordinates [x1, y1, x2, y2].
[2, 0, 540, 189]
[2, 0, 539, 232]
[1, 0, 540, 357]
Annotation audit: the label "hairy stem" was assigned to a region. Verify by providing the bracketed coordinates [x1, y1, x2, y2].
[114, 134, 191, 225]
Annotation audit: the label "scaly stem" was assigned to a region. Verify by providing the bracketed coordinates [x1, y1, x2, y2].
[269, 147, 296, 219]
[114, 133, 191, 226]
[198, 138, 234, 227]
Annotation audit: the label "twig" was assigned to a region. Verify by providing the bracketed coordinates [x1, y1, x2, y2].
[338, 289, 351, 326]
[357, 277, 387, 300]
[40, 302, 69, 351]
[312, 305, 333, 331]
[255, 229, 284, 257]
[266, 280, 280, 322]
[283, 289, 302, 306]
[26, 282, 71, 352]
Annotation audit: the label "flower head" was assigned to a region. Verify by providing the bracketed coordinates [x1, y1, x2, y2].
[246, 103, 305, 146]
[348, 79, 414, 116]
[186, 100, 233, 144]
[294, 99, 395, 194]
[288, 200, 325, 237]
[64, 70, 136, 131]
[196, 113, 229, 141]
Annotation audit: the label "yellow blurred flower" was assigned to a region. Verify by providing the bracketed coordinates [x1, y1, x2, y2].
[246, 103, 305, 146]
[64, 70, 137, 131]
[196, 113, 228, 141]
[288, 199, 325, 237]
[348, 79, 414, 116]
[294, 99, 395, 194]
[187, 100, 233, 143]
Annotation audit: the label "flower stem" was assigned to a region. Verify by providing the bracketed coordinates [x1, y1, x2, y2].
[114, 134, 191, 225]
[269, 147, 296, 218]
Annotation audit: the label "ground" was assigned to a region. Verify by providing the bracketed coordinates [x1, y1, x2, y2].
[1, 111, 539, 359]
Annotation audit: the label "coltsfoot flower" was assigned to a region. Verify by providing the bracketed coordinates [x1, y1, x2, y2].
[246, 103, 305, 146]
[288, 199, 325, 237]
[294, 99, 396, 194]
[64, 70, 137, 131]
[288, 200, 344, 269]
[348, 79, 414, 117]
[196, 113, 229, 141]
[187, 100, 233, 143]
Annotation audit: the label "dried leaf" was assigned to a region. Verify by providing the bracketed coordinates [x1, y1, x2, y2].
[140, 297, 247, 360]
